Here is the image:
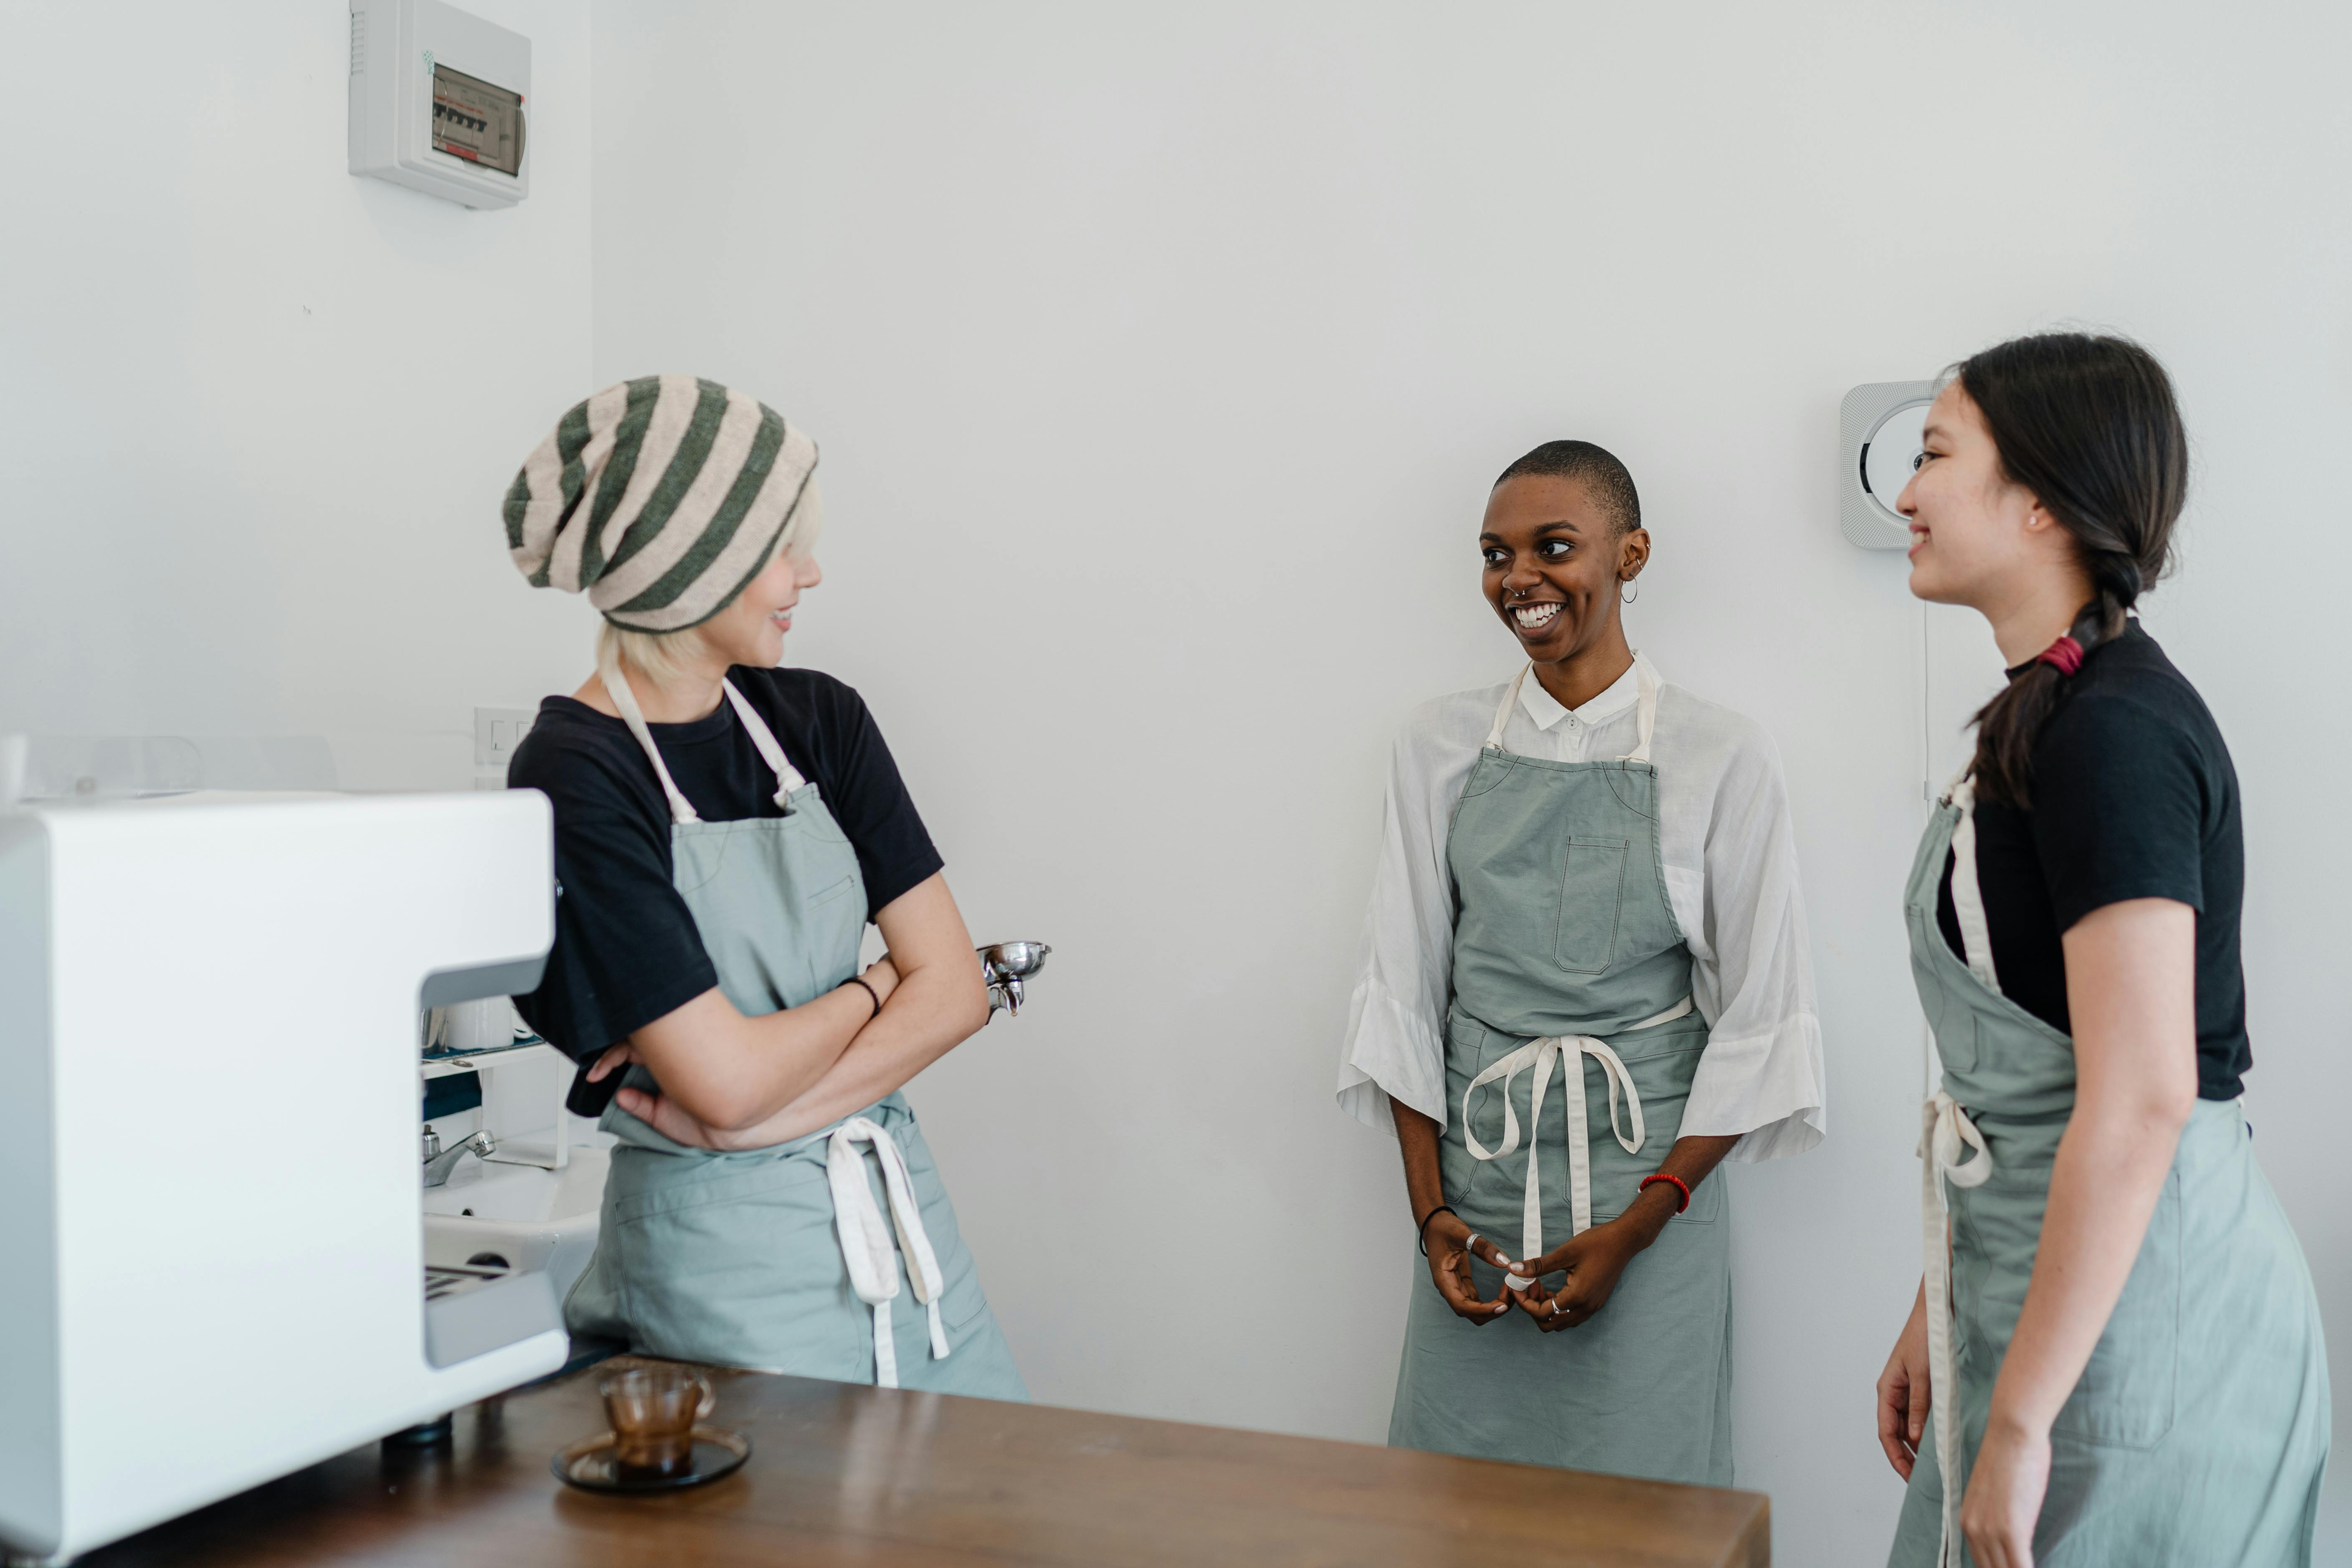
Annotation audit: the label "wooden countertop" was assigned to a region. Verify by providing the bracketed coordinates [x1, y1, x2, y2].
[84, 1358, 1769, 1568]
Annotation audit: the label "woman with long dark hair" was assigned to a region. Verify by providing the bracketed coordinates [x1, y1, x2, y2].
[1876, 334, 2327, 1566]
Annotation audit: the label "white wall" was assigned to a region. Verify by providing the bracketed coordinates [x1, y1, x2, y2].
[0, 2, 596, 788]
[593, 4, 2352, 1562]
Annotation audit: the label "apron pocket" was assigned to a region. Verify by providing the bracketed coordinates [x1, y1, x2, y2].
[2050, 1166, 2181, 1449]
[1671, 1169, 1723, 1225]
[609, 1154, 867, 1378]
[806, 874, 858, 908]
[1554, 837, 1629, 975]
[1447, 1017, 1515, 1216]
[940, 1269, 992, 1332]
[1931, 1008, 1981, 1074]
[883, 1114, 992, 1328]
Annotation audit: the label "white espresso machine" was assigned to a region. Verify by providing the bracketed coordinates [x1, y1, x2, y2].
[0, 791, 568, 1564]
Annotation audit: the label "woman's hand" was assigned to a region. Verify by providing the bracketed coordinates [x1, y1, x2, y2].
[1959, 1415, 2051, 1568]
[1876, 1282, 1931, 1479]
[585, 1038, 640, 1086]
[1503, 1138, 1736, 1331]
[1423, 1210, 1516, 1325]
[1507, 1213, 1649, 1330]
[611, 1084, 796, 1150]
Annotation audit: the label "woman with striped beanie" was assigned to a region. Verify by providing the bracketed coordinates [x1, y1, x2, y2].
[501, 375, 1027, 1399]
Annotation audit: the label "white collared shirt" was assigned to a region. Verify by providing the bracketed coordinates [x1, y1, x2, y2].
[1334, 654, 1826, 1162]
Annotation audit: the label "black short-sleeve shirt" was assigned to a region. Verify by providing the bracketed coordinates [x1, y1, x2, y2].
[507, 667, 942, 1074]
[1936, 623, 2251, 1099]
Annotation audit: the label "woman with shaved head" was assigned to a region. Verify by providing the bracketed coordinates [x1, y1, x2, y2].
[1335, 440, 1824, 1483]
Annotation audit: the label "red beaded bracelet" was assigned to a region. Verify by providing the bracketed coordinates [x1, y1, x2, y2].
[1640, 1173, 1691, 1213]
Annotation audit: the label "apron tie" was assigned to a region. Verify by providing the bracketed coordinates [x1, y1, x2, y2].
[1921, 1089, 1994, 1568]
[826, 1117, 953, 1388]
[1460, 995, 1690, 1277]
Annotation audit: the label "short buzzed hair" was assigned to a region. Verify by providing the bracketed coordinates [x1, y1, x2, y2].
[1494, 440, 1641, 536]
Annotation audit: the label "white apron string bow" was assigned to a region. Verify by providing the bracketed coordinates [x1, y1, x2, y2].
[826, 1116, 953, 1388]
[1922, 767, 1998, 1568]
[597, 649, 809, 825]
[1460, 994, 1691, 1279]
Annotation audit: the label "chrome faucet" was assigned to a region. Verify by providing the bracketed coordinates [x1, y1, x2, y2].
[421, 1127, 497, 1188]
[978, 941, 1052, 1018]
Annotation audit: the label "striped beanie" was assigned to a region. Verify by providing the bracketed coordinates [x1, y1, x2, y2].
[503, 375, 821, 632]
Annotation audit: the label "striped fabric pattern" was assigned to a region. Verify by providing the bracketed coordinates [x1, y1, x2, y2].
[504, 375, 820, 631]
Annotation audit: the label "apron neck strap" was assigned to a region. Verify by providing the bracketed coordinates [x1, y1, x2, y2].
[718, 678, 809, 806]
[1942, 771, 2003, 995]
[1624, 655, 1659, 765]
[594, 654, 811, 825]
[1484, 666, 1532, 750]
[598, 646, 702, 826]
[1484, 655, 1661, 764]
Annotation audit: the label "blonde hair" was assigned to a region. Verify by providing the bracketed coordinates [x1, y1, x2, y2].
[596, 621, 709, 689]
[591, 477, 825, 690]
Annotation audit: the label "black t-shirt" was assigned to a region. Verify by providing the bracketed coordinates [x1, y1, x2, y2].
[508, 666, 942, 1085]
[1936, 623, 2250, 1099]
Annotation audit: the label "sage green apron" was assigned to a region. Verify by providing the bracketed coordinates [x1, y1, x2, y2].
[563, 661, 1026, 1400]
[1889, 773, 2325, 1566]
[1389, 662, 1733, 1486]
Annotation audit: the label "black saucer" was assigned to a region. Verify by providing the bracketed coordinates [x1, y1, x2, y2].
[550, 1426, 752, 1492]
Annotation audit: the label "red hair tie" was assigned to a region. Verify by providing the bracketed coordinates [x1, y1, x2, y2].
[2037, 635, 2085, 676]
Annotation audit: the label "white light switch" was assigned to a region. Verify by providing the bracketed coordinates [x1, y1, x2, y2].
[474, 707, 536, 778]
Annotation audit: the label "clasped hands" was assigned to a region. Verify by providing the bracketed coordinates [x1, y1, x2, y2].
[1424, 1198, 1669, 1332]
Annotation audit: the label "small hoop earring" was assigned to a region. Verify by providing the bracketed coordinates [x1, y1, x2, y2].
[1621, 578, 1639, 605]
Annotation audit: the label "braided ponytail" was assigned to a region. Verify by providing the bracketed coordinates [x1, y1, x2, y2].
[1958, 334, 2186, 808]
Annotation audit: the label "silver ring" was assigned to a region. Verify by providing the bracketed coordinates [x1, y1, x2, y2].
[1464, 1232, 1483, 1255]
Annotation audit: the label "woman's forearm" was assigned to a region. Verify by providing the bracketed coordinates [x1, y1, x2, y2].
[621, 874, 988, 1145]
[1612, 1133, 1740, 1244]
[1391, 1097, 1447, 1224]
[1987, 1100, 2182, 1436]
[621, 981, 874, 1131]
[1988, 897, 2198, 1440]
[745, 960, 988, 1143]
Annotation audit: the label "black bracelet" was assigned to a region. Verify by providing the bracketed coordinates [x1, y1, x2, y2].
[847, 976, 882, 1019]
[1416, 1203, 1458, 1256]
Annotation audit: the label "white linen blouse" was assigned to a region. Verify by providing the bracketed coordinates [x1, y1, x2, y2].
[1334, 653, 1826, 1162]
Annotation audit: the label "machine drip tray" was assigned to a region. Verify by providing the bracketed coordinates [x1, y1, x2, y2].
[426, 1262, 512, 1299]
[423, 1261, 561, 1369]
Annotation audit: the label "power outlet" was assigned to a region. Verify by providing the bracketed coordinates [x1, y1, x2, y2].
[474, 707, 536, 785]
